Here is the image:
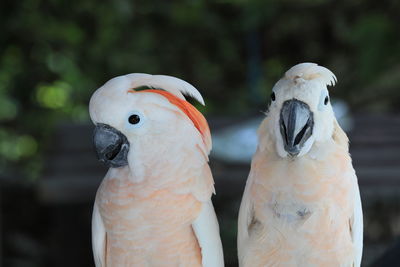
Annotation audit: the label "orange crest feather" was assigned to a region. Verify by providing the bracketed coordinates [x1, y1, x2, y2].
[129, 89, 211, 151]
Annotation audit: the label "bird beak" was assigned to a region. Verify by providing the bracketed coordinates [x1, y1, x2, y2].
[93, 123, 130, 168]
[279, 99, 314, 157]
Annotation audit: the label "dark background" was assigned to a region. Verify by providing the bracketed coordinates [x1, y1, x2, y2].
[1, 0, 400, 266]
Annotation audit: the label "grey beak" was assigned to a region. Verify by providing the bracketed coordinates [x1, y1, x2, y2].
[93, 123, 129, 168]
[280, 99, 313, 157]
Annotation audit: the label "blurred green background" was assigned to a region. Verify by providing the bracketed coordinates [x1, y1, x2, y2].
[1, 0, 400, 178]
[1, 0, 400, 266]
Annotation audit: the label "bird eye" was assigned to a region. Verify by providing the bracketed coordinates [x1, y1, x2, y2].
[324, 96, 329, 105]
[126, 111, 145, 129]
[271, 92, 276, 101]
[128, 114, 141, 124]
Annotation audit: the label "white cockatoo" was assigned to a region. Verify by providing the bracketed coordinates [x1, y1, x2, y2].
[89, 74, 224, 266]
[238, 63, 363, 266]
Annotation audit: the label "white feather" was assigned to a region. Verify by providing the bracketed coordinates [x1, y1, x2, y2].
[192, 200, 224, 267]
[237, 173, 254, 265]
[92, 202, 106, 267]
[351, 172, 364, 267]
[124, 73, 205, 105]
[284, 62, 337, 87]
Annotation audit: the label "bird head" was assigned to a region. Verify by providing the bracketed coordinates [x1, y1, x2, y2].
[89, 74, 211, 178]
[267, 63, 337, 158]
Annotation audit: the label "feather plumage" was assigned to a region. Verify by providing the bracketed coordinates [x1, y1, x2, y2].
[239, 120, 361, 266]
[92, 202, 106, 267]
[284, 62, 337, 87]
[128, 89, 212, 153]
[89, 74, 222, 266]
[238, 63, 363, 267]
[125, 73, 205, 105]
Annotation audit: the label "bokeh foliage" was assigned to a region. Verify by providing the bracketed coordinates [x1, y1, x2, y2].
[1, 0, 399, 178]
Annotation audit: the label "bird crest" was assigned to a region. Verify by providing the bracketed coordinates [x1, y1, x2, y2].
[126, 74, 211, 152]
[284, 63, 337, 87]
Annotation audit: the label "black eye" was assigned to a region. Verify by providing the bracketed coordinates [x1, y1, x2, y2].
[271, 92, 276, 101]
[128, 114, 141, 124]
[324, 96, 329, 105]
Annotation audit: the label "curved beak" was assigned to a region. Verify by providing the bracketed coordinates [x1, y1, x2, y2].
[279, 99, 313, 157]
[93, 123, 129, 168]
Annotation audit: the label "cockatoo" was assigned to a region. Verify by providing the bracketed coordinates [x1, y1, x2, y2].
[89, 74, 224, 267]
[238, 63, 363, 267]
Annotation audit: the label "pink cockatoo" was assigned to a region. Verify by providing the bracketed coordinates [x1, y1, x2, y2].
[89, 74, 224, 267]
[238, 63, 363, 266]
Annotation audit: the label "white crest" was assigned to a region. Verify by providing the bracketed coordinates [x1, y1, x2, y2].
[284, 63, 337, 87]
[124, 73, 205, 105]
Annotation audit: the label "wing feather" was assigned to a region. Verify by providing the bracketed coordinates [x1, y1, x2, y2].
[192, 200, 224, 267]
[351, 173, 363, 267]
[92, 202, 106, 267]
[237, 172, 254, 266]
